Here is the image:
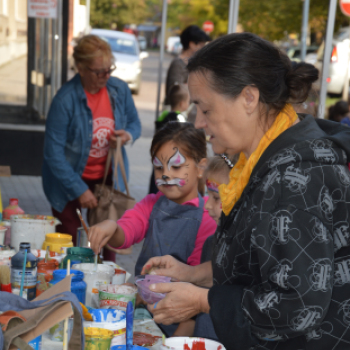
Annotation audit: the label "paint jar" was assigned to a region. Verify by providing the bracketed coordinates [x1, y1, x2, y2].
[160, 337, 226, 350]
[84, 327, 114, 350]
[11, 215, 59, 252]
[26, 335, 42, 350]
[62, 247, 94, 269]
[85, 309, 127, 347]
[49, 269, 87, 303]
[99, 284, 137, 312]
[3, 198, 24, 220]
[36, 259, 59, 296]
[111, 345, 147, 350]
[72, 263, 114, 308]
[11, 242, 37, 300]
[42, 233, 73, 254]
[134, 275, 171, 304]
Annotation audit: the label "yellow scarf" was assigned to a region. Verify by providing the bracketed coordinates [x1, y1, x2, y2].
[219, 103, 298, 216]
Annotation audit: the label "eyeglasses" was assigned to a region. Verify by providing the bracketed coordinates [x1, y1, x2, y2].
[86, 65, 116, 78]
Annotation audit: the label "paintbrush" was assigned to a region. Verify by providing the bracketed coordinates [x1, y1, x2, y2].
[126, 301, 134, 350]
[0, 265, 11, 293]
[62, 259, 71, 350]
[45, 246, 50, 263]
[19, 249, 27, 297]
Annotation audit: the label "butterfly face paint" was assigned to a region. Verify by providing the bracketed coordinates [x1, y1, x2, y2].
[206, 179, 220, 193]
[153, 156, 162, 167]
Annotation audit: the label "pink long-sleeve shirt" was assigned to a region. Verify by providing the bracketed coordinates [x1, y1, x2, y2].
[112, 192, 217, 266]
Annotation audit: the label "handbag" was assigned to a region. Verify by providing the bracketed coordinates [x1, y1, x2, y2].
[88, 137, 136, 254]
[1, 276, 83, 350]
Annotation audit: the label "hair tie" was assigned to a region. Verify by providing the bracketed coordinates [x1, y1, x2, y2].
[221, 154, 234, 169]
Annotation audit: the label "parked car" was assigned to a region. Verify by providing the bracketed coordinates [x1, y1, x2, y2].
[171, 41, 183, 55]
[90, 29, 148, 94]
[315, 27, 350, 95]
[286, 45, 319, 63]
[138, 36, 147, 51]
[166, 36, 180, 53]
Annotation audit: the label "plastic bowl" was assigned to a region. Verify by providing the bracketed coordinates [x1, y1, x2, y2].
[134, 275, 171, 304]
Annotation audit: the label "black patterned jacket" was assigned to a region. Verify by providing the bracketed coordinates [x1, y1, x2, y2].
[209, 115, 350, 350]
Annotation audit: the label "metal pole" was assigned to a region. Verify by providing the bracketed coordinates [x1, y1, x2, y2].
[300, 0, 310, 61]
[317, 0, 337, 119]
[85, 0, 91, 34]
[228, 0, 240, 34]
[155, 0, 168, 120]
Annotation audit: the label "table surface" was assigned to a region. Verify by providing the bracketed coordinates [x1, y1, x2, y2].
[42, 318, 163, 350]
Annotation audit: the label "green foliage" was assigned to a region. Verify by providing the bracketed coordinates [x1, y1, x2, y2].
[90, 0, 350, 41]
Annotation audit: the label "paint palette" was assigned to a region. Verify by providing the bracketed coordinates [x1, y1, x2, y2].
[134, 275, 172, 304]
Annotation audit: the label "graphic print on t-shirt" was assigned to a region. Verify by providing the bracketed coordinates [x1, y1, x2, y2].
[90, 117, 115, 158]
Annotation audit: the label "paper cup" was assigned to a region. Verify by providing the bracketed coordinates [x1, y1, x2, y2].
[99, 284, 137, 312]
[112, 269, 126, 285]
[160, 337, 226, 350]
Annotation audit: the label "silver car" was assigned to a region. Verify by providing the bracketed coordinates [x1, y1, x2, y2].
[90, 29, 148, 94]
[315, 27, 350, 95]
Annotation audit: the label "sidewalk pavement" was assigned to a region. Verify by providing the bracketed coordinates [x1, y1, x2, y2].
[0, 136, 153, 281]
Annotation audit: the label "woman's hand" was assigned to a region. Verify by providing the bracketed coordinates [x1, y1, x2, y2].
[88, 220, 118, 254]
[78, 189, 98, 209]
[141, 255, 193, 283]
[110, 130, 131, 148]
[147, 282, 210, 325]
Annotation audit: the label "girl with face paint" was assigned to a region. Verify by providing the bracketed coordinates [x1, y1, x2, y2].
[89, 122, 217, 336]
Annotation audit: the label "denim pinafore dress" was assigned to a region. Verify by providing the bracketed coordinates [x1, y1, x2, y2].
[134, 194, 204, 276]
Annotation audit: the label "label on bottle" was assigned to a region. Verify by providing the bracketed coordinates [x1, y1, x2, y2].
[11, 267, 37, 300]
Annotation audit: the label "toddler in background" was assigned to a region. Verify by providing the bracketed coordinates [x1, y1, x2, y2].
[156, 83, 190, 131]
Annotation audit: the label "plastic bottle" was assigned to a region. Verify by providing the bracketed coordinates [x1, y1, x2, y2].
[3, 198, 24, 220]
[11, 242, 37, 300]
[36, 259, 59, 296]
[49, 269, 87, 303]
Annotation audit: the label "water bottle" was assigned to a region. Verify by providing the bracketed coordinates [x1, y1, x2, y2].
[11, 242, 37, 300]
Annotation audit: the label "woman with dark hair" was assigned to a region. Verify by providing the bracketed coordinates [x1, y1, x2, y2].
[142, 33, 350, 349]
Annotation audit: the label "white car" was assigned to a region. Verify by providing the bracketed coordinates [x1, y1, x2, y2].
[166, 36, 180, 53]
[90, 29, 148, 94]
[315, 27, 350, 95]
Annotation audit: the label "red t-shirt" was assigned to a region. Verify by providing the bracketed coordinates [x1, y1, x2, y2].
[82, 87, 115, 180]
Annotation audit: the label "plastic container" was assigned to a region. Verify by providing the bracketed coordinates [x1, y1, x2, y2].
[111, 346, 146, 350]
[160, 337, 226, 350]
[11, 242, 37, 300]
[0, 248, 16, 266]
[72, 263, 114, 308]
[36, 259, 59, 296]
[99, 284, 137, 312]
[103, 261, 131, 282]
[27, 335, 42, 350]
[84, 327, 114, 350]
[134, 275, 171, 304]
[0, 225, 6, 245]
[3, 198, 24, 220]
[49, 269, 87, 303]
[42, 233, 73, 254]
[85, 309, 126, 347]
[62, 247, 94, 268]
[11, 215, 60, 251]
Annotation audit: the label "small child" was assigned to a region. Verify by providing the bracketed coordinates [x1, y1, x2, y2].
[89, 122, 217, 336]
[156, 83, 190, 131]
[176, 154, 237, 339]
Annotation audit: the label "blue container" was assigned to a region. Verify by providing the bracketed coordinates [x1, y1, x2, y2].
[49, 269, 86, 303]
[28, 335, 42, 350]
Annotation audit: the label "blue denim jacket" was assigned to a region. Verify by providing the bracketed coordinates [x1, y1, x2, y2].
[42, 74, 141, 212]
